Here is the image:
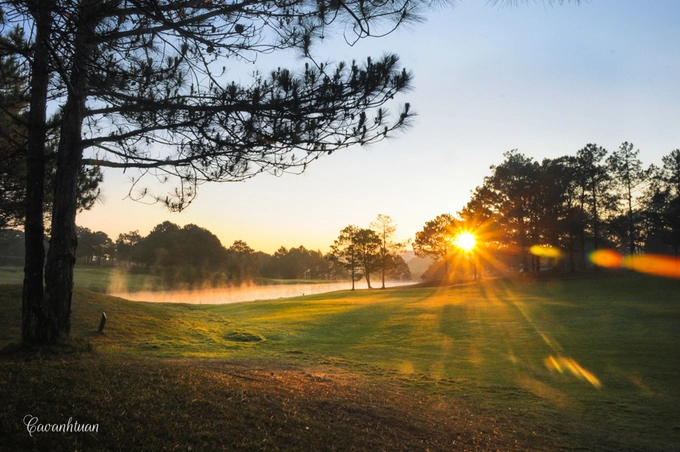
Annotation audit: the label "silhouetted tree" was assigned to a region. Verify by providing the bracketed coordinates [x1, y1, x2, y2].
[76, 227, 113, 265]
[329, 225, 361, 290]
[114, 230, 142, 265]
[530, 157, 579, 271]
[179, 224, 228, 279]
[353, 228, 381, 289]
[413, 213, 459, 276]
[0, 22, 103, 343]
[370, 214, 407, 288]
[7, 0, 423, 344]
[645, 150, 680, 256]
[226, 240, 259, 284]
[573, 144, 613, 259]
[4, 0, 582, 342]
[261, 245, 330, 280]
[553, 156, 587, 271]
[465, 151, 541, 271]
[133, 221, 181, 267]
[607, 142, 649, 255]
[0, 47, 28, 229]
[1, 7, 51, 337]
[128, 222, 231, 286]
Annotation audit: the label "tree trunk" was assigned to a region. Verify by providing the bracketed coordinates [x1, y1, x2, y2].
[579, 196, 587, 269]
[592, 189, 600, 251]
[350, 249, 355, 291]
[519, 218, 528, 272]
[364, 255, 372, 289]
[43, 5, 97, 342]
[380, 248, 386, 289]
[380, 232, 386, 289]
[43, 97, 84, 341]
[627, 186, 635, 255]
[22, 2, 51, 345]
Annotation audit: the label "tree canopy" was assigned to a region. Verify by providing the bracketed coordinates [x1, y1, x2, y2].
[418, 144, 679, 281]
[4, 0, 433, 344]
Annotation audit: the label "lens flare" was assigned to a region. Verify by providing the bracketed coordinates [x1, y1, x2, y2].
[545, 355, 602, 388]
[453, 232, 476, 252]
[529, 245, 561, 259]
[589, 250, 623, 268]
[623, 254, 680, 279]
[589, 250, 680, 278]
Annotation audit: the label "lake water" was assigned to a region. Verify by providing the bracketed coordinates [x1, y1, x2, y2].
[110, 281, 414, 304]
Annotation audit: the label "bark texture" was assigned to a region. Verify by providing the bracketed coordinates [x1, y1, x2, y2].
[22, 1, 51, 344]
[43, 3, 99, 341]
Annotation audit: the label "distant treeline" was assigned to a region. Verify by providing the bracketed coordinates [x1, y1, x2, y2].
[115, 221, 357, 286]
[0, 222, 363, 287]
[412, 144, 680, 279]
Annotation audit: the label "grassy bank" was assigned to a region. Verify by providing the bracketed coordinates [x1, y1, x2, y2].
[0, 265, 345, 294]
[0, 265, 164, 293]
[1, 272, 679, 450]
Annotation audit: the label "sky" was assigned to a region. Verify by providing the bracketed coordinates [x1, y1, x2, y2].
[77, 0, 680, 255]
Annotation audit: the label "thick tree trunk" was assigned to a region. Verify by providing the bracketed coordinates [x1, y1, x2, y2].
[43, 102, 83, 341]
[43, 6, 96, 342]
[22, 2, 51, 345]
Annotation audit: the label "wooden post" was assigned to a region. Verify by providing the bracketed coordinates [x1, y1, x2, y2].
[98, 312, 107, 333]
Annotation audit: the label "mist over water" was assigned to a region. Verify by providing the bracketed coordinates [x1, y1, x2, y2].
[111, 281, 414, 304]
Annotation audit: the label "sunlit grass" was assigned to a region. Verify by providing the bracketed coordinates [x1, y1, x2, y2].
[1, 272, 679, 450]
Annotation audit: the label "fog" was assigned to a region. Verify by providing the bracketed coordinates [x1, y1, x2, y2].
[110, 281, 415, 304]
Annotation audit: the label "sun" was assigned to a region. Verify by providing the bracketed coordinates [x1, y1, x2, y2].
[453, 232, 476, 252]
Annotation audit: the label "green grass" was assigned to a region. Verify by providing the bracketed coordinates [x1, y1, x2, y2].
[0, 265, 343, 293]
[0, 265, 164, 293]
[1, 272, 679, 451]
[0, 266, 23, 285]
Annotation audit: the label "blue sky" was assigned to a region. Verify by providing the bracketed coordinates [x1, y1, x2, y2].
[78, 0, 680, 254]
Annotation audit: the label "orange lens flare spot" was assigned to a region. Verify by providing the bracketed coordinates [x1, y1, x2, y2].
[623, 254, 680, 279]
[589, 250, 623, 268]
[530, 245, 561, 259]
[453, 232, 476, 252]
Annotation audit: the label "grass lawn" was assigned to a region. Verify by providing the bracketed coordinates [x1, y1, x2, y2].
[0, 265, 165, 293]
[0, 265, 343, 293]
[0, 272, 679, 451]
